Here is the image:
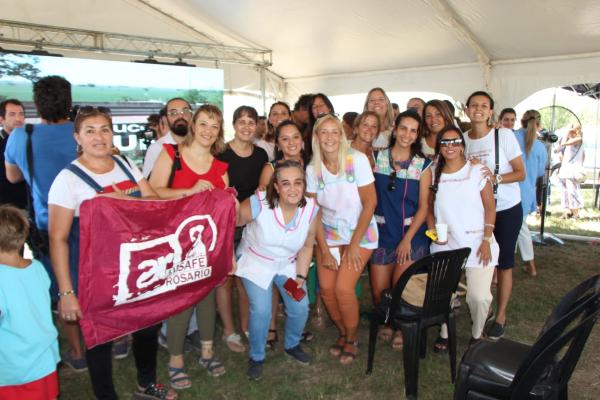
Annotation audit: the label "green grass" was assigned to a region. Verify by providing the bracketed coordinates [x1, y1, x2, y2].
[57, 240, 600, 399]
[0, 82, 223, 108]
[528, 187, 600, 238]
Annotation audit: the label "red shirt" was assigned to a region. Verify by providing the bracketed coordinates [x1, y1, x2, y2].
[164, 144, 228, 190]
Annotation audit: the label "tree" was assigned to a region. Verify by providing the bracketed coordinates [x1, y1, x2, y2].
[0, 54, 41, 82]
[183, 89, 207, 105]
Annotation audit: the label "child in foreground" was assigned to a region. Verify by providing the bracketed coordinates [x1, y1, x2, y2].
[0, 205, 60, 400]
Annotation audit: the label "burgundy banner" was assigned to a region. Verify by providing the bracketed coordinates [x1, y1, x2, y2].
[78, 189, 236, 348]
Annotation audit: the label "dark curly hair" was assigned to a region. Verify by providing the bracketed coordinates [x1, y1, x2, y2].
[33, 76, 72, 122]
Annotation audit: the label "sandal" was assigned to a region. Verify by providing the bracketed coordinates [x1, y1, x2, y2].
[223, 332, 246, 353]
[134, 383, 178, 400]
[266, 329, 278, 349]
[339, 340, 358, 365]
[167, 365, 191, 390]
[391, 331, 403, 351]
[329, 335, 346, 357]
[377, 326, 393, 342]
[433, 336, 448, 354]
[198, 356, 226, 377]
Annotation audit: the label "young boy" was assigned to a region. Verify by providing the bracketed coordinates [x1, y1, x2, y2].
[0, 205, 60, 400]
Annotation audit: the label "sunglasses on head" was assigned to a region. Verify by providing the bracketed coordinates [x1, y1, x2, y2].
[440, 138, 463, 147]
[76, 105, 112, 117]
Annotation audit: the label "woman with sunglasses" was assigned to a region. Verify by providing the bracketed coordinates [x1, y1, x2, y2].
[150, 104, 228, 388]
[48, 107, 176, 400]
[430, 125, 499, 346]
[370, 110, 432, 349]
[463, 91, 525, 340]
[422, 100, 456, 159]
[236, 160, 319, 380]
[307, 114, 378, 365]
[363, 87, 395, 150]
[350, 111, 380, 170]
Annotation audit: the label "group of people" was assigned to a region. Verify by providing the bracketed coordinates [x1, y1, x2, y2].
[0, 74, 584, 399]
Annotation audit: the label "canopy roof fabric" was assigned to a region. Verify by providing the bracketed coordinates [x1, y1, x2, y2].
[2, 0, 600, 107]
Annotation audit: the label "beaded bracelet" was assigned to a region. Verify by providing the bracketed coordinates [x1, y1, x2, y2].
[58, 289, 76, 297]
[484, 224, 495, 229]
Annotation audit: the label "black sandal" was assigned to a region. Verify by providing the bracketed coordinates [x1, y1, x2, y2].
[329, 335, 346, 357]
[266, 329, 278, 349]
[339, 340, 358, 365]
[433, 336, 448, 354]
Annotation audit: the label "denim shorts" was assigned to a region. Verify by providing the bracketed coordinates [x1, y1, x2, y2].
[370, 247, 399, 265]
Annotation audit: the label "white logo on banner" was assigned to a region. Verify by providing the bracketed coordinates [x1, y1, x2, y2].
[113, 215, 217, 306]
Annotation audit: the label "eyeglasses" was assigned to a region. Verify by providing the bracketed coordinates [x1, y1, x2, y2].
[387, 170, 397, 191]
[167, 108, 193, 117]
[77, 105, 112, 116]
[439, 138, 463, 147]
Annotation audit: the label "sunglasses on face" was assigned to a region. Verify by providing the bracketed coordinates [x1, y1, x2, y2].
[440, 138, 463, 147]
[167, 108, 193, 117]
[77, 105, 112, 116]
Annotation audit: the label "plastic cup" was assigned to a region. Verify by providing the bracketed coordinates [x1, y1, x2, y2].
[435, 223, 448, 243]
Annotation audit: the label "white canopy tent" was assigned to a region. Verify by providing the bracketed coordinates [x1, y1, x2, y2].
[2, 0, 600, 109]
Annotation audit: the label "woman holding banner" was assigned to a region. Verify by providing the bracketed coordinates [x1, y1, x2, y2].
[236, 160, 319, 381]
[149, 104, 229, 388]
[48, 107, 176, 400]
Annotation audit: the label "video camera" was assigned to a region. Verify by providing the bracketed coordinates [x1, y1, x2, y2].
[538, 128, 558, 143]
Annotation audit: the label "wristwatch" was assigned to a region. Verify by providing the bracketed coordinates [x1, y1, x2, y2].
[494, 174, 503, 184]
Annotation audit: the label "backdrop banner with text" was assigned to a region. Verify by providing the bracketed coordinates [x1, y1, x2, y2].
[78, 189, 236, 348]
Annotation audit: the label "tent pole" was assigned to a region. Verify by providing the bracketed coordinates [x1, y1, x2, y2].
[260, 67, 267, 116]
[594, 96, 599, 208]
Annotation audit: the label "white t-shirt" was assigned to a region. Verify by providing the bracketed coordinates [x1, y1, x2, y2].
[306, 150, 378, 249]
[372, 130, 391, 150]
[49, 157, 143, 216]
[464, 127, 522, 211]
[253, 139, 275, 161]
[431, 162, 499, 268]
[142, 131, 176, 178]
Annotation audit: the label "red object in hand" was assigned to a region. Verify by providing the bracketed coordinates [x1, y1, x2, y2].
[284, 278, 306, 301]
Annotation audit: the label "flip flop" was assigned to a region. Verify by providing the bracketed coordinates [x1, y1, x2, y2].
[391, 331, 403, 351]
[329, 335, 346, 357]
[339, 340, 358, 365]
[433, 336, 448, 354]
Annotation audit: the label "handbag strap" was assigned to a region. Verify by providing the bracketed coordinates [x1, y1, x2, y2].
[24, 123, 38, 225]
[167, 143, 182, 188]
[493, 127, 499, 197]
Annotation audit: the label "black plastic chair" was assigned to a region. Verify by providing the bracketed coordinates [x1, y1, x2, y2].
[454, 274, 600, 400]
[366, 247, 471, 399]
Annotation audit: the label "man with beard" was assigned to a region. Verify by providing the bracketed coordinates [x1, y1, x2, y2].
[142, 97, 192, 178]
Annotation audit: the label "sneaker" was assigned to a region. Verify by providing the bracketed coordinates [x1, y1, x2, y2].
[62, 350, 88, 372]
[284, 345, 311, 365]
[112, 337, 130, 360]
[487, 321, 506, 341]
[133, 382, 177, 400]
[247, 359, 263, 381]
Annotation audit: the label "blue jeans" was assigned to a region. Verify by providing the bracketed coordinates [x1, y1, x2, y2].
[242, 275, 309, 362]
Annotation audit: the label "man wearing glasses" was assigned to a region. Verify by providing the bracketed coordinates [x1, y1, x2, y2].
[142, 97, 193, 178]
[0, 99, 28, 210]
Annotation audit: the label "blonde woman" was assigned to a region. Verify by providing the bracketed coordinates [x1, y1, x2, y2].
[363, 88, 395, 150]
[306, 114, 378, 365]
[514, 110, 547, 276]
[150, 104, 229, 387]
